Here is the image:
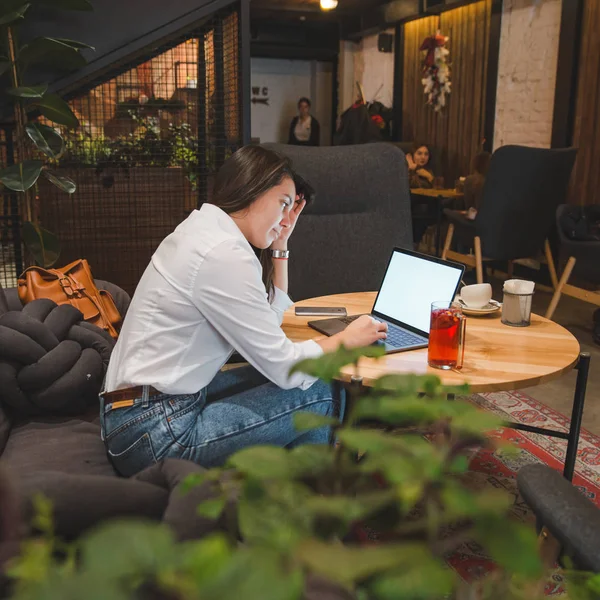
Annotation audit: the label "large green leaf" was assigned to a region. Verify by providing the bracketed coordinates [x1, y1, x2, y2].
[441, 480, 511, 520]
[295, 540, 430, 586]
[49, 37, 95, 50]
[351, 395, 498, 433]
[290, 344, 386, 383]
[228, 446, 293, 479]
[474, 518, 542, 578]
[80, 520, 177, 579]
[369, 559, 456, 600]
[32, 0, 93, 10]
[179, 469, 222, 494]
[0, 159, 43, 191]
[7, 84, 48, 98]
[293, 411, 340, 432]
[228, 444, 339, 480]
[176, 534, 233, 586]
[30, 94, 79, 129]
[304, 490, 397, 523]
[199, 548, 303, 600]
[287, 444, 337, 477]
[449, 409, 504, 436]
[25, 122, 64, 158]
[372, 373, 441, 395]
[22, 221, 60, 267]
[196, 496, 227, 520]
[44, 170, 76, 193]
[238, 480, 312, 550]
[0, 3, 30, 26]
[18, 37, 87, 70]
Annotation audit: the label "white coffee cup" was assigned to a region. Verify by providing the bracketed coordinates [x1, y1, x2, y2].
[460, 283, 492, 308]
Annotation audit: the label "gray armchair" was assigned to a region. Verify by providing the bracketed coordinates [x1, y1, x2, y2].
[264, 143, 413, 300]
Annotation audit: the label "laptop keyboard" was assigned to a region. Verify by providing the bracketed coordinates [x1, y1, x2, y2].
[385, 326, 425, 348]
[340, 315, 425, 348]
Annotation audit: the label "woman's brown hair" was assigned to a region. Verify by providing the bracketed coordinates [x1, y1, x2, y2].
[210, 145, 314, 298]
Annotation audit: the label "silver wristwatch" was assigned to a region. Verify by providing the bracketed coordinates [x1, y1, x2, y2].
[270, 249, 290, 258]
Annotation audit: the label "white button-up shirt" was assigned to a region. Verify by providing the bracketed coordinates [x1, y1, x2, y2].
[104, 203, 323, 394]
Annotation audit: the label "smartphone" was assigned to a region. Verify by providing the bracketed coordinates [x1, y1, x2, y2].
[295, 306, 347, 317]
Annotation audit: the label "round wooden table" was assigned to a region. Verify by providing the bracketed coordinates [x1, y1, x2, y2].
[282, 292, 581, 393]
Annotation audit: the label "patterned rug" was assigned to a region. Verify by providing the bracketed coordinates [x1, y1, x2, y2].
[450, 390, 600, 595]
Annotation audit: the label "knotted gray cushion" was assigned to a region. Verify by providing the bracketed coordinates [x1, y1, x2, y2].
[0, 299, 114, 416]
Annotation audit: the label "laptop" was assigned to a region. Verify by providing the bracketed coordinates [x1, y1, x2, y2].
[308, 247, 465, 354]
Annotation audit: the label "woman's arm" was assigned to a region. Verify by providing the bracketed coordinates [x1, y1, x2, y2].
[416, 168, 434, 183]
[271, 246, 288, 295]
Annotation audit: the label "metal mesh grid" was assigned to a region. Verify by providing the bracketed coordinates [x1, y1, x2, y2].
[0, 127, 21, 288]
[32, 6, 242, 295]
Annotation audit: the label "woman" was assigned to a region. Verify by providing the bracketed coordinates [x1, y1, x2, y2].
[100, 146, 387, 476]
[408, 143, 436, 247]
[406, 143, 434, 189]
[288, 97, 320, 146]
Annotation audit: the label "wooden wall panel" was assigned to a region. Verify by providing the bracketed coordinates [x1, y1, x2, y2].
[402, 0, 491, 184]
[570, 0, 600, 205]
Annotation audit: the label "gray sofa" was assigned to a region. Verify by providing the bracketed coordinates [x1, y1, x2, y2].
[264, 143, 413, 300]
[0, 283, 230, 553]
[0, 284, 353, 599]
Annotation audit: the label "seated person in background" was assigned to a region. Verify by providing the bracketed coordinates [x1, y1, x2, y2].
[463, 151, 491, 219]
[406, 143, 435, 189]
[288, 97, 320, 146]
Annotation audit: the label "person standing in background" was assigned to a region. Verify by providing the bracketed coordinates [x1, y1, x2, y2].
[288, 97, 320, 146]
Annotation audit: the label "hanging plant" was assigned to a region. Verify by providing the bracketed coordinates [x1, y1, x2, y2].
[419, 30, 451, 113]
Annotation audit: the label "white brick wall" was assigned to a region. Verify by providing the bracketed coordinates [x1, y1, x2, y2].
[353, 29, 395, 108]
[493, 0, 562, 149]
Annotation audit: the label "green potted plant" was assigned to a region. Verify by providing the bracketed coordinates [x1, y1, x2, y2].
[0, 0, 94, 267]
[7, 345, 594, 600]
[34, 112, 200, 291]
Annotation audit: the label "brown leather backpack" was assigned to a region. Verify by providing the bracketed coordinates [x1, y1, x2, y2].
[17, 259, 122, 339]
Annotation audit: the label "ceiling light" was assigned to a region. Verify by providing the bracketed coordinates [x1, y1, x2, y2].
[320, 0, 338, 10]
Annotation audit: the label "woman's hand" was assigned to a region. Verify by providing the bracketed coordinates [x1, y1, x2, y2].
[315, 315, 388, 354]
[271, 197, 306, 250]
[341, 315, 388, 348]
[416, 168, 434, 182]
[406, 153, 417, 171]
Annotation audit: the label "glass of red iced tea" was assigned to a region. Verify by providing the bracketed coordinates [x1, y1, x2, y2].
[428, 301, 466, 370]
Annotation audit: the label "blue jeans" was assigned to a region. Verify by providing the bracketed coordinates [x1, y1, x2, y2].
[100, 365, 339, 477]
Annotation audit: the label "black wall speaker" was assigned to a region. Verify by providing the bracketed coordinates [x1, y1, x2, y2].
[378, 33, 394, 53]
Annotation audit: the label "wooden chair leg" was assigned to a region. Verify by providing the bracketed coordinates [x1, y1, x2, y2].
[507, 261, 514, 279]
[544, 239, 559, 289]
[474, 236, 483, 284]
[442, 224, 454, 260]
[545, 256, 576, 321]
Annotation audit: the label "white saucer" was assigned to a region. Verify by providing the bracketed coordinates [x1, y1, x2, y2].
[456, 298, 502, 316]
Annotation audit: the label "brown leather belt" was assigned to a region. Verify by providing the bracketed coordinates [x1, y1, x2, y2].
[101, 385, 162, 403]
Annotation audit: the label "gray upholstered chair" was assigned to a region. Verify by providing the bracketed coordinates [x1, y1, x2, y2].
[264, 143, 413, 300]
[441, 145, 577, 319]
[518, 463, 600, 572]
[544, 204, 600, 321]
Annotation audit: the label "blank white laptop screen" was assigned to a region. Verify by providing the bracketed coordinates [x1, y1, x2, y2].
[372, 250, 463, 335]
